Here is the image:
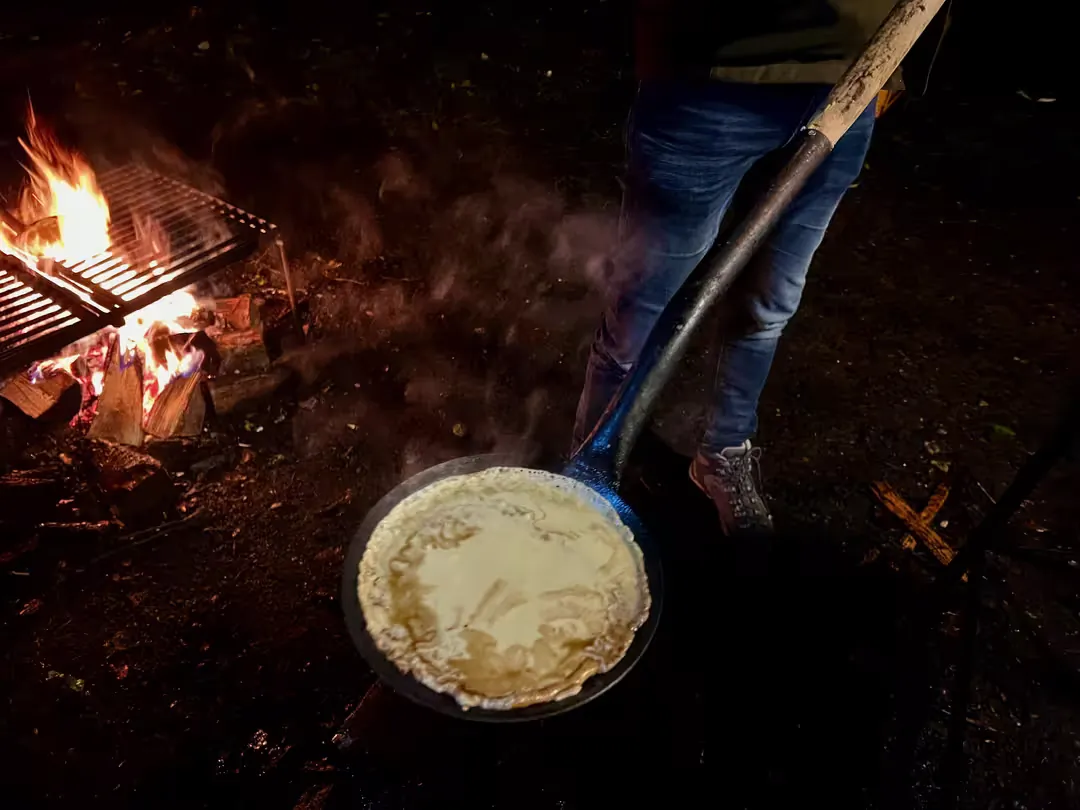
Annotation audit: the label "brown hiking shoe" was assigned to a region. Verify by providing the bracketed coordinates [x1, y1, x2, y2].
[689, 441, 774, 536]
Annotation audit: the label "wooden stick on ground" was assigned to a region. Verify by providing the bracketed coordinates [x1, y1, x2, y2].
[89, 509, 206, 564]
[899, 480, 951, 552]
[872, 480, 966, 580]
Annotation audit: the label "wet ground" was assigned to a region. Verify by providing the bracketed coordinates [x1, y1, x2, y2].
[2, 3, 1079, 808]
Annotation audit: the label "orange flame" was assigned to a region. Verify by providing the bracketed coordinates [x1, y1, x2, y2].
[0, 105, 111, 266]
[5, 108, 205, 427]
[116, 289, 203, 414]
[29, 291, 204, 421]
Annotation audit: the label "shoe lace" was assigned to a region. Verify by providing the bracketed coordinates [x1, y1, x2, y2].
[717, 447, 765, 517]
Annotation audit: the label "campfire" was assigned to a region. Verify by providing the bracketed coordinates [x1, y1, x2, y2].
[0, 107, 295, 445]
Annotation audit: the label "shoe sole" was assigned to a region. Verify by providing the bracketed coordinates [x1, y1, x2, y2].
[688, 462, 734, 536]
[688, 462, 706, 493]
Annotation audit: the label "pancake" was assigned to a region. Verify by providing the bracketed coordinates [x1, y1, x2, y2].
[357, 466, 651, 710]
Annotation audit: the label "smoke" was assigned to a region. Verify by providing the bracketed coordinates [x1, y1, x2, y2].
[323, 186, 383, 265]
[286, 147, 621, 472]
[50, 96, 622, 472]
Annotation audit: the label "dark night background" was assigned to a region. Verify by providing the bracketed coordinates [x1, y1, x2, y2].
[2, 2, 1079, 808]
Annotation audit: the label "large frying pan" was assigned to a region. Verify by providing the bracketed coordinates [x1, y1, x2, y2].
[341, 0, 948, 721]
[341, 453, 664, 722]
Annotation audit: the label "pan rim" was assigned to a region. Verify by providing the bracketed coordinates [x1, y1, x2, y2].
[340, 453, 664, 723]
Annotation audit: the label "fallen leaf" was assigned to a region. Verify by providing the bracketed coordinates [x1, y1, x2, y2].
[198, 40, 210, 51]
[990, 424, 1016, 439]
[452, 422, 467, 437]
[19, 598, 43, 616]
[931, 459, 951, 473]
[270, 502, 282, 510]
[47, 670, 86, 692]
[105, 630, 131, 653]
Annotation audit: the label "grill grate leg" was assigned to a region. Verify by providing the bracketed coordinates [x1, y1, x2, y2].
[274, 236, 303, 339]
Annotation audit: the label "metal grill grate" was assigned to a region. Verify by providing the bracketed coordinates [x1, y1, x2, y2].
[0, 164, 274, 377]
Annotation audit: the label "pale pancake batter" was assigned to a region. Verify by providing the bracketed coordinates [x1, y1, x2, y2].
[358, 467, 650, 710]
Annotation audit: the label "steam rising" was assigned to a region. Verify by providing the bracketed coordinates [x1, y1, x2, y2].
[287, 149, 619, 471]
[55, 100, 620, 472]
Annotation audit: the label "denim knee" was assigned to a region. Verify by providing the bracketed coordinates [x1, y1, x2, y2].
[743, 278, 806, 340]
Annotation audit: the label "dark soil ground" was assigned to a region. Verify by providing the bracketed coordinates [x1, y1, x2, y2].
[2, 2, 1079, 808]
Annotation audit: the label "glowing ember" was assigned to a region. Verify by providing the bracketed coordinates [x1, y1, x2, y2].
[2, 106, 205, 427]
[27, 291, 203, 420]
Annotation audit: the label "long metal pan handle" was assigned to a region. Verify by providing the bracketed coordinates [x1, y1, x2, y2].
[570, 0, 948, 484]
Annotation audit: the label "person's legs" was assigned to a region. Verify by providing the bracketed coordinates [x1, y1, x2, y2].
[574, 82, 810, 449]
[700, 102, 876, 453]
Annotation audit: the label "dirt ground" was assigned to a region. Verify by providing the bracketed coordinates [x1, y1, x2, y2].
[2, 3, 1079, 808]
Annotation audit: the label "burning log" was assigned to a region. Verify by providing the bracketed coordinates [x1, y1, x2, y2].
[88, 338, 144, 446]
[144, 371, 207, 439]
[208, 367, 290, 416]
[0, 369, 79, 419]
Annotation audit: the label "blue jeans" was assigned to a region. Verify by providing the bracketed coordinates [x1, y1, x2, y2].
[574, 81, 875, 453]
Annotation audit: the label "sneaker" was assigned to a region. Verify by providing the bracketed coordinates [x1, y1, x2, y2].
[689, 441, 774, 535]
